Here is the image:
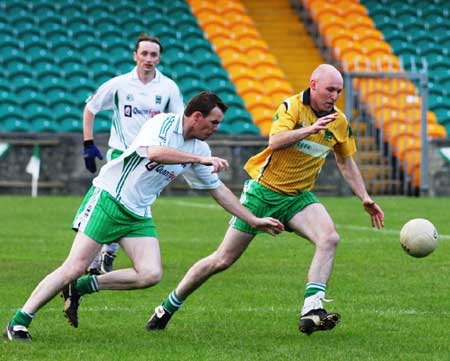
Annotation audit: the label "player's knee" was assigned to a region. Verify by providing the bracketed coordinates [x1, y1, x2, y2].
[315, 231, 340, 250]
[214, 252, 237, 272]
[325, 231, 340, 249]
[60, 263, 87, 283]
[137, 267, 163, 288]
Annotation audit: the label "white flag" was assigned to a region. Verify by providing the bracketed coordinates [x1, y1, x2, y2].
[0, 143, 10, 159]
[26, 145, 40, 197]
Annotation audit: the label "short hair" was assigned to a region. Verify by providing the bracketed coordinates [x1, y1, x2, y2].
[134, 33, 163, 54]
[184, 92, 228, 117]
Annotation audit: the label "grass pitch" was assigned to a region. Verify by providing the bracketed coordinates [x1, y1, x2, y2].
[1, 195, 449, 361]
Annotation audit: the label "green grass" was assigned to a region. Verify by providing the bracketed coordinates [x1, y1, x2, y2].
[1, 196, 449, 361]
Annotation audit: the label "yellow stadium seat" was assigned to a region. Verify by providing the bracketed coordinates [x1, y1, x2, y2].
[339, 1, 367, 17]
[240, 37, 269, 52]
[345, 15, 375, 30]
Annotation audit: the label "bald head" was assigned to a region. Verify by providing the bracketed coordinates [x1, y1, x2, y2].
[310, 64, 343, 83]
[309, 64, 343, 114]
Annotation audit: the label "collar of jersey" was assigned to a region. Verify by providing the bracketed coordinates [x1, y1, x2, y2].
[130, 67, 161, 84]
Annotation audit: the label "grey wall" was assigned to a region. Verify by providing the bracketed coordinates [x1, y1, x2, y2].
[0, 133, 351, 197]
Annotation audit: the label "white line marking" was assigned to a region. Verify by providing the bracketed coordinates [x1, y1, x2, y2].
[164, 200, 450, 240]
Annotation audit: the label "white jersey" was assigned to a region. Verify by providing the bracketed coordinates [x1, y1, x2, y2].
[86, 67, 184, 151]
[93, 113, 222, 217]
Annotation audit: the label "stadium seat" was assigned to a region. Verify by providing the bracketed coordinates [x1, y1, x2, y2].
[216, 121, 233, 135]
[31, 118, 60, 133]
[59, 118, 83, 132]
[93, 119, 111, 133]
[230, 120, 261, 135]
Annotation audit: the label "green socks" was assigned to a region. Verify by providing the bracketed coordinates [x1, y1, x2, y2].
[10, 309, 34, 327]
[304, 282, 326, 298]
[162, 290, 184, 314]
[75, 275, 99, 296]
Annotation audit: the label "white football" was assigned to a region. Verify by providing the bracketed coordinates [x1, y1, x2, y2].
[400, 218, 439, 258]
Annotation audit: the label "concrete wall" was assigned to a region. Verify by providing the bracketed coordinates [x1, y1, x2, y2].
[0, 132, 350, 197]
[428, 138, 450, 197]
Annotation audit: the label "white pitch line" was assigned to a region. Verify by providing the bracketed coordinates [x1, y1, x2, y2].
[165, 200, 450, 240]
[18, 306, 449, 316]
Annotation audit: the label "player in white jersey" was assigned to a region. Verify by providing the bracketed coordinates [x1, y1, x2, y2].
[83, 34, 184, 274]
[4, 92, 284, 342]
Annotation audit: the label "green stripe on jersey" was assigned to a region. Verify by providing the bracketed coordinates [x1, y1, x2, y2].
[112, 91, 126, 146]
[116, 152, 142, 198]
[159, 115, 175, 142]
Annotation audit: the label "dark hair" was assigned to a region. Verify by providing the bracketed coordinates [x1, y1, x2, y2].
[184, 92, 228, 117]
[134, 33, 163, 53]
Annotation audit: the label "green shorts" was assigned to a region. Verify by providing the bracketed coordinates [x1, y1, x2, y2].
[106, 148, 123, 161]
[231, 180, 319, 234]
[72, 186, 157, 244]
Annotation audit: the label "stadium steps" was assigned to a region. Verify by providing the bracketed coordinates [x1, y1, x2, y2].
[188, 0, 293, 135]
[241, 0, 346, 109]
[296, 0, 447, 191]
[240, 0, 321, 90]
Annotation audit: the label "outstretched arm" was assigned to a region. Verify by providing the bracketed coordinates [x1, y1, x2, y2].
[334, 153, 384, 229]
[147, 146, 229, 173]
[209, 184, 284, 236]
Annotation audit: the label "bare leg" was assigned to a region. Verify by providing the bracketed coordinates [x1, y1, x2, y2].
[96, 236, 162, 290]
[287, 203, 340, 284]
[22, 232, 101, 314]
[175, 226, 255, 300]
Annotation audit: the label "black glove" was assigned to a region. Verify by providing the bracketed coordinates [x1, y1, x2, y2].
[83, 140, 103, 173]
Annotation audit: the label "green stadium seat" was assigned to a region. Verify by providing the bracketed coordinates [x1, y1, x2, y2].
[204, 67, 230, 82]
[44, 84, 69, 104]
[73, 85, 95, 102]
[31, 2, 55, 18]
[2, 119, 30, 132]
[433, 106, 450, 125]
[38, 14, 62, 34]
[93, 119, 111, 133]
[60, 1, 85, 16]
[59, 118, 82, 132]
[0, 100, 20, 121]
[217, 93, 246, 110]
[230, 120, 261, 135]
[216, 121, 233, 135]
[207, 78, 236, 95]
[171, 61, 197, 80]
[31, 118, 60, 133]
[226, 107, 253, 124]
[114, 59, 135, 74]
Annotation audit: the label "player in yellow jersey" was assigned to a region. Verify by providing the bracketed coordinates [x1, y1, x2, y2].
[147, 64, 384, 335]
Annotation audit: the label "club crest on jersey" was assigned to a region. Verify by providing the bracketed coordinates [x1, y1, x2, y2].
[124, 105, 132, 117]
[155, 95, 162, 104]
[126, 94, 134, 101]
[324, 130, 333, 140]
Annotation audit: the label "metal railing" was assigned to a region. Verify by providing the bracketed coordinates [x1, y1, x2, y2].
[343, 70, 429, 195]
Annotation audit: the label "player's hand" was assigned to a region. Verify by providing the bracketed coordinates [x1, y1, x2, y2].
[311, 113, 337, 133]
[200, 156, 229, 173]
[253, 217, 285, 236]
[363, 200, 384, 229]
[83, 140, 103, 173]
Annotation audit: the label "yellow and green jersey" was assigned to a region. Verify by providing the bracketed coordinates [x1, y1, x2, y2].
[244, 89, 356, 195]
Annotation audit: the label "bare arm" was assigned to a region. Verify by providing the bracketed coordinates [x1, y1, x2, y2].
[83, 106, 95, 141]
[335, 153, 384, 228]
[209, 184, 284, 236]
[147, 146, 229, 173]
[269, 113, 337, 151]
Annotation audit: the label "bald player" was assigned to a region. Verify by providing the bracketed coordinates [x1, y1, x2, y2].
[146, 64, 384, 335]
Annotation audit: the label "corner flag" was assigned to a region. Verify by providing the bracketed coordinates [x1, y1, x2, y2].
[26, 144, 40, 197]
